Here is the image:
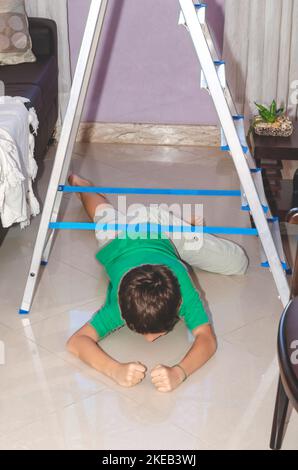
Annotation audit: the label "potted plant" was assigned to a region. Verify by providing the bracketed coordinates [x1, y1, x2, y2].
[251, 100, 293, 137]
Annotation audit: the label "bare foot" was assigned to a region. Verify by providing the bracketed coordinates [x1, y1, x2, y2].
[68, 174, 107, 203]
[68, 174, 93, 187]
[68, 174, 93, 200]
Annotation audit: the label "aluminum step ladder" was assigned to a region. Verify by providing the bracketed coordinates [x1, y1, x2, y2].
[179, 0, 290, 301]
[19, 0, 290, 315]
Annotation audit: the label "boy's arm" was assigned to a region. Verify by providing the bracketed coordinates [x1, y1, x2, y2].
[177, 323, 217, 376]
[66, 323, 147, 388]
[151, 323, 217, 392]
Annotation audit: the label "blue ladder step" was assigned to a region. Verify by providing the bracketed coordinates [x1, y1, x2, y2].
[49, 222, 259, 236]
[259, 217, 290, 272]
[201, 61, 226, 91]
[241, 169, 269, 214]
[221, 115, 248, 153]
[19, 309, 29, 315]
[58, 186, 242, 197]
[179, 3, 207, 28]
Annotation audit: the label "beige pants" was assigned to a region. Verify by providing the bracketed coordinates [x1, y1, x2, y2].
[94, 204, 249, 276]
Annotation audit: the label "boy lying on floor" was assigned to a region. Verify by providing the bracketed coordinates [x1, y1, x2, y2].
[66, 175, 248, 392]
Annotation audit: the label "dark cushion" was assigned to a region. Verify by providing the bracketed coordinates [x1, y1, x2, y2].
[278, 297, 298, 409]
[0, 56, 58, 110]
[29, 18, 58, 58]
[30, 24, 55, 57]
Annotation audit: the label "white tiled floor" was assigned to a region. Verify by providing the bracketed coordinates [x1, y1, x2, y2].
[0, 143, 297, 450]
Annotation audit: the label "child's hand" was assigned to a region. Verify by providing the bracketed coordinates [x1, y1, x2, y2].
[111, 361, 147, 388]
[150, 364, 186, 392]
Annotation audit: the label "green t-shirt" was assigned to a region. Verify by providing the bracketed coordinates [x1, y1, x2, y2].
[90, 235, 209, 338]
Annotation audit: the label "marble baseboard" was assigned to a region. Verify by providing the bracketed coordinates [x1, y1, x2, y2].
[76, 123, 220, 147]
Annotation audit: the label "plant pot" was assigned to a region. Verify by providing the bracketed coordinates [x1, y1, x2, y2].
[253, 115, 293, 137]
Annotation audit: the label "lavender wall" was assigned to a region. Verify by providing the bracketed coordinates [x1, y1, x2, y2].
[68, 0, 225, 125]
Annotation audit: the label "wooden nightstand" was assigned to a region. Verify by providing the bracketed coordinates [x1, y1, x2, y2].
[251, 121, 298, 220]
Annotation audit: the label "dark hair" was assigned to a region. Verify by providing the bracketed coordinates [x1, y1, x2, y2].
[118, 265, 182, 334]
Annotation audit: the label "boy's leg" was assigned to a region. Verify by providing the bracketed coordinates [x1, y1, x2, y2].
[175, 232, 249, 276]
[152, 206, 248, 276]
[68, 174, 110, 221]
[69, 174, 120, 245]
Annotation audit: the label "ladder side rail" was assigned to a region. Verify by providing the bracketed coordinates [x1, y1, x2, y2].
[201, 23, 237, 116]
[179, 0, 290, 306]
[20, 0, 109, 313]
[42, 0, 110, 263]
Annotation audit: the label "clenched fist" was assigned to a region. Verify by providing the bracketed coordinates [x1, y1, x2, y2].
[111, 362, 147, 388]
[150, 364, 186, 392]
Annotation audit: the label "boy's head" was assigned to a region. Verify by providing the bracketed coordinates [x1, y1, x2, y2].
[119, 264, 181, 342]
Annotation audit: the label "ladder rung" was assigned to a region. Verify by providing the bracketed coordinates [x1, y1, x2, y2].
[58, 185, 241, 197]
[241, 169, 269, 214]
[49, 222, 258, 236]
[221, 115, 248, 153]
[201, 61, 226, 91]
[241, 203, 268, 213]
[195, 3, 207, 24]
[179, 3, 207, 27]
[261, 261, 290, 272]
[259, 217, 290, 272]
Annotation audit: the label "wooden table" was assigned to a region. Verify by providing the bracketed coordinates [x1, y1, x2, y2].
[252, 121, 298, 220]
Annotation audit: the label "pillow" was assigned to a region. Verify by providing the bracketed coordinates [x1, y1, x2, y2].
[0, 0, 36, 65]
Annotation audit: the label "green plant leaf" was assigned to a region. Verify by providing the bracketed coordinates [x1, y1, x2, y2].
[270, 100, 277, 115]
[268, 115, 276, 123]
[255, 102, 270, 114]
[259, 109, 275, 123]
